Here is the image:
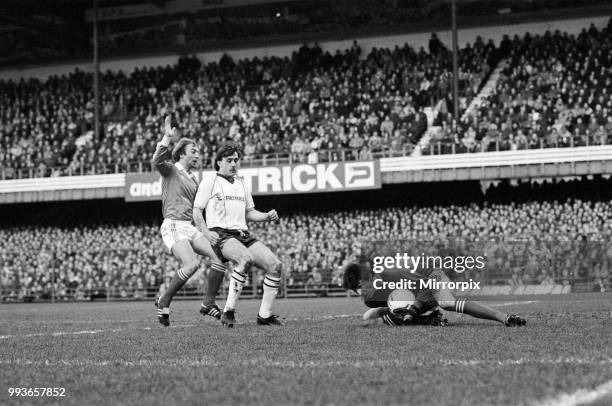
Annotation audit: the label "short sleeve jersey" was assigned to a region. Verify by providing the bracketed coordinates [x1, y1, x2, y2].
[194, 173, 254, 230]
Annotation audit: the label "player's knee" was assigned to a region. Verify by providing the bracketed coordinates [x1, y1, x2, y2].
[264, 257, 281, 278]
[185, 259, 199, 276]
[238, 252, 254, 268]
[266, 258, 282, 277]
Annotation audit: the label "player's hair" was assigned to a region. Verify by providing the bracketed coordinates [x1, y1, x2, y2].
[214, 141, 243, 170]
[172, 138, 196, 162]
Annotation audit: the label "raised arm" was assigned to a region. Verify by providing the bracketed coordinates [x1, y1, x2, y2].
[151, 116, 176, 177]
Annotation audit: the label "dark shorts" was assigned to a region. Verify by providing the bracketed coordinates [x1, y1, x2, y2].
[210, 228, 258, 263]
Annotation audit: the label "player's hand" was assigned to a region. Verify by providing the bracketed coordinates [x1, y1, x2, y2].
[207, 231, 220, 246]
[164, 116, 177, 140]
[411, 310, 449, 326]
[267, 210, 279, 222]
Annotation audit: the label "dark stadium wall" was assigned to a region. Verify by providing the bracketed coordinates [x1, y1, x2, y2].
[1, 14, 609, 81]
[0, 181, 485, 227]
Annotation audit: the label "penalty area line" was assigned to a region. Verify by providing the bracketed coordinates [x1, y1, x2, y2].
[1, 357, 611, 369]
[0, 314, 360, 340]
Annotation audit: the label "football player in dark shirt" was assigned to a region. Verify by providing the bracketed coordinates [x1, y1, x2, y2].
[343, 261, 526, 327]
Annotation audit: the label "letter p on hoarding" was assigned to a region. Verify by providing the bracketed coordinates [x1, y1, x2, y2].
[344, 161, 379, 189]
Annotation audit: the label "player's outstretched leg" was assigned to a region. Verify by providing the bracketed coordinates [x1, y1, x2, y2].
[156, 240, 199, 326]
[191, 236, 226, 320]
[444, 298, 527, 326]
[218, 239, 253, 327]
[249, 242, 282, 326]
[191, 236, 225, 320]
[199, 263, 226, 320]
[257, 274, 281, 325]
[221, 268, 248, 328]
[433, 271, 526, 327]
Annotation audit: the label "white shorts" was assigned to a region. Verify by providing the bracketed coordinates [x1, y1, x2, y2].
[160, 219, 203, 252]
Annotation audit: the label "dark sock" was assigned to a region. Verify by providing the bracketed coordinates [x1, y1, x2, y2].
[203, 263, 226, 306]
[454, 299, 506, 324]
[159, 268, 190, 307]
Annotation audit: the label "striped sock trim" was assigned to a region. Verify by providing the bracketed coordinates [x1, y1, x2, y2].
[177, 269, 190, 281]
[231, 271, 246, 284]
[455, 299, 466, 313]
[157, 307, 170, 315]
[382, 314, 398, 326]
[263, 275, 280, 289]
[211, 263, 225, 273]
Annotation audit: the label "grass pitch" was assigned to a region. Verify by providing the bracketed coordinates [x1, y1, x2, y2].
[1, 294, 611, 406]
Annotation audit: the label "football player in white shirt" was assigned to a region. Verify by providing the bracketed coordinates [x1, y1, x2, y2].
[193, 142, 282, 327]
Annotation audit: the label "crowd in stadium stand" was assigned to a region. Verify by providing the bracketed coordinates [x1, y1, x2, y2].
[2, 16, 612, 178]
[0, 35, 494, 179]
[428, 19, 612, 153]
[2, 179, 611, 301]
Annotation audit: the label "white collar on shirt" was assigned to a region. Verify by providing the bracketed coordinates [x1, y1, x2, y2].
[175, 162, 197, 182]
[174, 162, 190, 174]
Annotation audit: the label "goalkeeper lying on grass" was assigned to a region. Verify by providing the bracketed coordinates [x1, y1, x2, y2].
[342, 263, 526, 327]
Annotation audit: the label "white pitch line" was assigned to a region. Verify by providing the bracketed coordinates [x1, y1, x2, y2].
[0, 300, 543, 341]
[0, 302, 541, 341]
[1, 357, 611, 369]
[0, 314, 361, 340]
[0, 318, 147, 325]
[491, 301, 539, 307]
[530, 379, 612, 406]
[0, 330, 105, 340]
[0, 302, 532, 340]
[286, 313, 361, 322]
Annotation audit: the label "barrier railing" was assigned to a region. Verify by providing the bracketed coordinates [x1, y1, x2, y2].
[422, 133, 612, 155]
[0, 147, 410, 180]
[4, 133, 612, 180]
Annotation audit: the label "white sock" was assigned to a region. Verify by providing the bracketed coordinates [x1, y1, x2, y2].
[258, 275, 280, 318]
[224, 269, 246, 312]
